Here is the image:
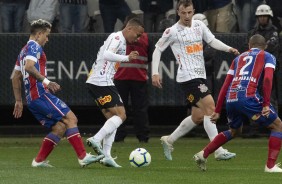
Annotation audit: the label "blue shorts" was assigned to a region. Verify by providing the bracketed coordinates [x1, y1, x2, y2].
[28, 93, 70, 128]
[226, 97, 277, 129]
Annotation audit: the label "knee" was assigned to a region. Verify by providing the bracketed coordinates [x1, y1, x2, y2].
[192, 116, 203, 124]
[119, 114, 127, 122]
[64, 112, 78, 127]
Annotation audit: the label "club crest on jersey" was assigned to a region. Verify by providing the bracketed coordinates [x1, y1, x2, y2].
[37, 52, 40, 59]
[40, 120, 46, 126]
[198, 84, 208, 93]
[98, 95, 112, 105]
[195, 27, 201, 36]
[60, 101, 67, 108]
[187, 94, 194, 103]
[115, 36, 120, 40]
[165, 28, 170, 34]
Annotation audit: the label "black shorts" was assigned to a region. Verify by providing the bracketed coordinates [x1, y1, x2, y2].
[86, 83, 124, 109]
[179, 78, 211, 107]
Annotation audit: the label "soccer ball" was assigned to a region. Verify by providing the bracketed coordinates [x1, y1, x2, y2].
[129, 148, 151, 167]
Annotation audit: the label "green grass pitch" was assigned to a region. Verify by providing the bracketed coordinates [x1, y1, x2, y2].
[0, 137, 281, 184]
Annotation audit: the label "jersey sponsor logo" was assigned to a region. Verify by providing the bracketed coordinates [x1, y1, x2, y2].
[194, 68, 205, 75]
[100, 61, 108, 75]
[187, 94, 194, 103]
[233, 76, 257, 83]
[114, 62, 120, 71]
[185, 43, 203, 54]
[98, 95, 112, 105]
[229, 84, 246, 92]
[227, 99, 238, 102]
[198, 84, 208, 93]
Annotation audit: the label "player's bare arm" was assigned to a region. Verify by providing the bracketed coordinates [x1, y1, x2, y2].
[12, 70, 23, 118]
[25, 59, 61, 93]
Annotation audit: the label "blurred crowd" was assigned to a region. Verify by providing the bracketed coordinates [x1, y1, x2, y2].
[0, 0, 281, 34]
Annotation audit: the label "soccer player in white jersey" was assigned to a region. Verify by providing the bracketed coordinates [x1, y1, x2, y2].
[86, 18, 144, 167]
[152, 0, 240, 161]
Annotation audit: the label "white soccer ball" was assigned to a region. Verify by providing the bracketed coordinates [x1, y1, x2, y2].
[129, 148, 151, 167]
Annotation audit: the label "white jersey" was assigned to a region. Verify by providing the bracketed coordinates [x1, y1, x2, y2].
[86, 31, 128, 86]
[156, 20, 215, 82]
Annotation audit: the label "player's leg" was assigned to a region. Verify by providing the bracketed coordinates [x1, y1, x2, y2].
[196, 94, 236, 160]
[32, 121, 65, 168]
[265, 117, 282, 172]
[194, 110, 242, 171]
[86, 85, 126, 157]
[160, 79, 203, 160]
[167, 107, 202, 145]
[60, 110, 104, 167]
[100, 129, 122, 167]
[28, 95, 67, 167]
[193, 127, 239, 171]
[88, 107, 125, 167]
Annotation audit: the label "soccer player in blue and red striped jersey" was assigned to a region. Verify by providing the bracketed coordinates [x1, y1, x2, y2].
[12, 19, 104, 167]
[193, 34, 282, 172]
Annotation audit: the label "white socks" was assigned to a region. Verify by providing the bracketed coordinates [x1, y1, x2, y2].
[168, 116, 197, 144]
[203, 115, 225, 153]
[103, 130, 116, 159]
[94, 115, 122, 142]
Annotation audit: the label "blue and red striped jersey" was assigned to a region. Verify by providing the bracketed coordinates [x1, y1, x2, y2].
[226, 48, 276, 101]
[14, 40, 48, 103]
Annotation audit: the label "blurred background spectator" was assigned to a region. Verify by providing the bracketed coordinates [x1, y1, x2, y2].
[59, 0, 89, 33]
[139, 0, 174, 32]
[243, 4, 280, 138]
[0, 0, 29, 33]
[114, 14, 151, 143]
[235, 0, 264, 33]
[265, 0, 282, 33]
[204, 0, 237, 33]
[99, 0, 131, 33]
[27, 0, 59, 33]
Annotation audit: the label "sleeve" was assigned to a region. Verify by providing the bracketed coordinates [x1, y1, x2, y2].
[103, 33, 129, 62]
[262, 67, 274, 107]
[26, 43, 39, 63]
[200, 21, 215, 44]
[264, 52, 276, 69]
[155, 27, 174, 52]
[262, 53, 276, 107]
[215, 61, 235, 113]
[14, 59, 21, 71]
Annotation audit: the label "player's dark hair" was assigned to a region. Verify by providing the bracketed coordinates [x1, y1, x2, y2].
[249, 34, 266, 49]
[126, 18, 144, 28]
[177, 0, 193, 10]
[122, 13, 140, 29]
[30, 19, 52, 35]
